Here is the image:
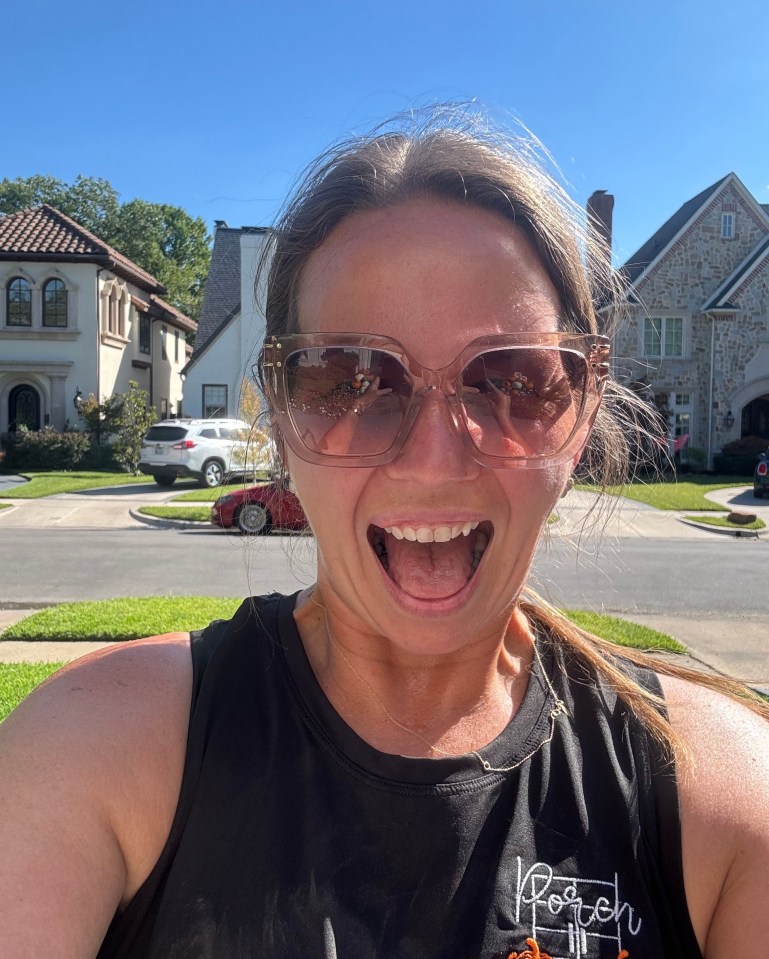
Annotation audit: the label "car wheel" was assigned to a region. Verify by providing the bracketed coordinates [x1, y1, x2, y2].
[152, 474, 176, 488]
[754, 488, 764, 499]
[200, 459, 226, 488]
[237, 504, 273, 535]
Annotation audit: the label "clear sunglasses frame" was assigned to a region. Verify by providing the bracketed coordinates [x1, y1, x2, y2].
[260, 331, 611, 469]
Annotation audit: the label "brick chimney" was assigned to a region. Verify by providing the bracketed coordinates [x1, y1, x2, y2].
[587, 190, 614, 254]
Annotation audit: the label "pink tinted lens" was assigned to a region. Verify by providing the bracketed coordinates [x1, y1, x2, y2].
[284, 347, 411, 456]
[459, 347, 587, 458]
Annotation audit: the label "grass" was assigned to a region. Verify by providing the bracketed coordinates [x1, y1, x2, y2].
[2, 596, 242, 643]
[0, 503, 12, 511]
[564, 610, 686, 652]
[0, 471, 151, 499]
[138, 506, 212, 522]
[0, 662, 64, 721]
[171, 479, 267, 503]
[579, 475, 749, 511]
[684, 514, 765, 531]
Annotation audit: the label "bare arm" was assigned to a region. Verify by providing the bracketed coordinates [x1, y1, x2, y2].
[0, 635, 192, 958]
[660, 674, 769, 956]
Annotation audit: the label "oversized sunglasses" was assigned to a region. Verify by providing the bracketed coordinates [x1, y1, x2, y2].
[260, 332, 610, 469]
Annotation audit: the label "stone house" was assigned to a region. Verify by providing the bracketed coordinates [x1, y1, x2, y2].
[0, 205, 197, 435]
[181, 221, 270, 420]
[613, 173, 769, 466]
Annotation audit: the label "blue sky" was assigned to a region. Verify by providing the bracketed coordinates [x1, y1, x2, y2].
[3, 0, 768, 263]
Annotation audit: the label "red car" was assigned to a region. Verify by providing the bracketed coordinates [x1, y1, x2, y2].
[211, 483, 307, 535]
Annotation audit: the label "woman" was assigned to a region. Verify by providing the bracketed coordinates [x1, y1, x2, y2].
[2, 119, 768, 958]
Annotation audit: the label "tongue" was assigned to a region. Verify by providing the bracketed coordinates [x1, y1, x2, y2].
[385, 532, 475, 600]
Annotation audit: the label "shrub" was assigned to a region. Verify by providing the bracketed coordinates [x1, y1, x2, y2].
[2, 428, 91, 471]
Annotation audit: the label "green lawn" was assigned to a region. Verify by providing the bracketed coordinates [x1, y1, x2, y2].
[171, 480, 266, 503]
[580, 476, 749, 511]
[2, 596, 242, 643]
[138, 506, 213, 523]
[0, 503, 12, 511]
[684, 514, 765, 531]
[0, 471, 151, 499]
[0, 662, 64, 721]
[565, 610, 686, 652]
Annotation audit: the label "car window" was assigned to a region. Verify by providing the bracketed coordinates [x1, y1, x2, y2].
[220, 427, 248, 441]
[145, 426, 189, 442]
[198, 428, 218, 439]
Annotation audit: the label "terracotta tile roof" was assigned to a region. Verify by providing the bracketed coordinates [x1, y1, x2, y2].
[150, 293, 198, 334]
[0, 204, 163, 291]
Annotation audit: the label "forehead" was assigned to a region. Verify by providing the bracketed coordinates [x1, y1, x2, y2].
[296, 199, 562, 360]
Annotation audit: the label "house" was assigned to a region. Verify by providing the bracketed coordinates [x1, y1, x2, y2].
[181, 221, 271, 420]
[613, 174, 769, 466]
[0, 205, 197, 435]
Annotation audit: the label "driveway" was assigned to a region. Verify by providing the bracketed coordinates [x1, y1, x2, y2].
[0, 480, 211, 530]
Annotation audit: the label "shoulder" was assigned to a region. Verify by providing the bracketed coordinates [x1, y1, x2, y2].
[658, 673, 769, 956]
[0, 635, 193, 954]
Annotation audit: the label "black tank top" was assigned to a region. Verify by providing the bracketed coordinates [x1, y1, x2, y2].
[97, 592, 702, 959]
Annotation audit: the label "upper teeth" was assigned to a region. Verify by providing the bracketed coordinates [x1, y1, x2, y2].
[384, 521, 480, 543]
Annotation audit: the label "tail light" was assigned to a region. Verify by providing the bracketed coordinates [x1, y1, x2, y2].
[172, 440, 196, 449]
[758, 462, 768, 477]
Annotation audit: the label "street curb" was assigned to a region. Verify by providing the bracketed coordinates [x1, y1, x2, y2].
[128, 509, 212, 531]
[677, 517, 764, 539]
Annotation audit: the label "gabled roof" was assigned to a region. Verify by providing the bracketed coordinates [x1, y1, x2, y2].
[702, 234, 769, 311]
[621, 175, 731, 286]
[0, 204, 164, 292]
[184, 222, 269, 372]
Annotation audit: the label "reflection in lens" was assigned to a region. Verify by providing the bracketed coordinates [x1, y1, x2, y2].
[460, 348, 586, 458]
[285, 348, 409, 455]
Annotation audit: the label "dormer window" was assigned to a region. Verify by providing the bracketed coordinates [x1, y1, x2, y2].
[721, 212, 735, 239]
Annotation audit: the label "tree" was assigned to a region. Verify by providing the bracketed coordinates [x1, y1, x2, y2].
[0, 175, 210, 320]
[111, 381, 156, 474]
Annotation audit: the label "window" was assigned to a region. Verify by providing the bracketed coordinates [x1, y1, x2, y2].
[161, 325, 168, 361]
[139, 315, 151, 354]
[643, 317, 683, 357]
[7, 277, 32, 326]
[42, 278, 67, 327]
[174, 330, 180, 363]
[202, 385, 228, 418]
[721, 213, 734, 239]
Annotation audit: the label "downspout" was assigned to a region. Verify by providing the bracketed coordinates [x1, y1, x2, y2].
[95, 268, 105, 401]
[706, 314, 716, 471]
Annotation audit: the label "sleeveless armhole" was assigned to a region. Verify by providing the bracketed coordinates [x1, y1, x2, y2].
[634, 669, 704, 959]
[96, 601, 262, 959]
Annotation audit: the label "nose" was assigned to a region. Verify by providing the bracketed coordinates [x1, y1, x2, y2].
[383, 389, 482, 484]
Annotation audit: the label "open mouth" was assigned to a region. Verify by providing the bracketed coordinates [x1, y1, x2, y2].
[368, 520, 493, 600]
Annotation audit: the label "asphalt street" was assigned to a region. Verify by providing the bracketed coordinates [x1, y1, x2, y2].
[0, 480, 767, 684]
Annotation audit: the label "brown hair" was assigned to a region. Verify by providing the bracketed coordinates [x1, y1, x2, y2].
[260, 111, 769, 756]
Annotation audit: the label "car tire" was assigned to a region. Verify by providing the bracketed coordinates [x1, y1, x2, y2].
[200, 459, 226, 488]
[237, 504, 273, 535]
[754, 488, 764, 499]
[153, 474, 176, 487]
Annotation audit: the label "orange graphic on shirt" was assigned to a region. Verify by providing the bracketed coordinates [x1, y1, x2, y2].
[506, 940, 553, 959]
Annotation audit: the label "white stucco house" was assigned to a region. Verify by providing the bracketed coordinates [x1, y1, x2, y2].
[182, 222, 271, 420]
[0, 204, 197, 435]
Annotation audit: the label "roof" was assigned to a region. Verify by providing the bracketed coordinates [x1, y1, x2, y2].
[702, 234, 769, 310]
[0, 204, 164, 292]
[621, 175, 731, 286]
[149, 294, 198, 334]
[189, 224, 244, 360]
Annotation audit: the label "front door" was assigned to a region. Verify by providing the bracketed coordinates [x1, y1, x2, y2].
[8, 384, 41, 431]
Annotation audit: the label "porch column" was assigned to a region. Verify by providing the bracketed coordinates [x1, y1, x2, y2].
[50, 375, 67, 431]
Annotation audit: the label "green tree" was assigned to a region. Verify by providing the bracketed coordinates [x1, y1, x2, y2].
[0, 175, 210, 320]
[111, 382, 157, 474]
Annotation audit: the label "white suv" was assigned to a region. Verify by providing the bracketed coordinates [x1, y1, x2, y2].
[139, 419, 263, 488]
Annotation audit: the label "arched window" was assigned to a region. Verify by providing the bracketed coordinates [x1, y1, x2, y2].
[6, 277, 32, 327]
[42, 278, 68, 327]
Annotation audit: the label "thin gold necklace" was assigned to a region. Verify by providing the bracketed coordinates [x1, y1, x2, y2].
[309, 593, 565, 775]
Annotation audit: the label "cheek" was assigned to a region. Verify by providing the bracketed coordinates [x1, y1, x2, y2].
[285, 451, 364, 535]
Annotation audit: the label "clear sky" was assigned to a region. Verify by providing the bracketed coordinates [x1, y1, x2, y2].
[3, 0, 768, 264]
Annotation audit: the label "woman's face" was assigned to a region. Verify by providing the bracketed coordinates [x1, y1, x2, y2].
[289, 198, 575, 654]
